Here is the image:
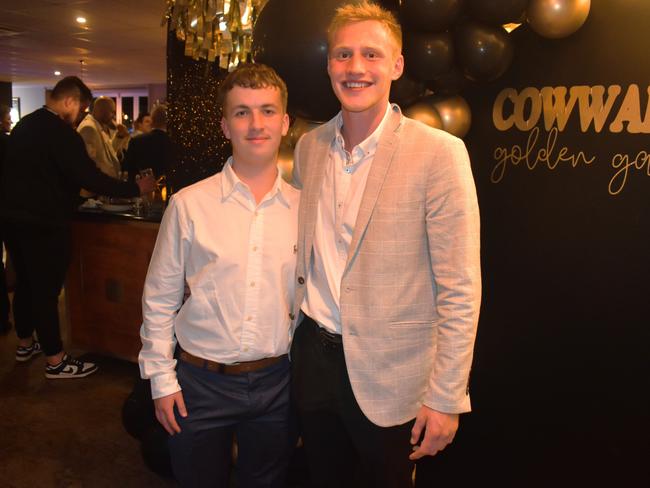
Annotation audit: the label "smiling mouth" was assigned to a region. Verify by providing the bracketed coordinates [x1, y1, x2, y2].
[344, 81, 372, 89]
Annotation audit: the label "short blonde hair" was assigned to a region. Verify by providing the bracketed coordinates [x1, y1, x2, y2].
[328, 1, 402, 53]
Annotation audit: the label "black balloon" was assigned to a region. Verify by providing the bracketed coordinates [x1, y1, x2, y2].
[140, 424, 175, 479]
[377, 0, 401, 12]
[253, 0, 352, 122]
[404, 31, 454, 82]
[122, 378, 155, 440]
[456, 22, 514, 82]
[390, 73, 427, 107]
[467, 0, 529, 24]
[401, 0, 465, 32]
[426, 64, 472, 95]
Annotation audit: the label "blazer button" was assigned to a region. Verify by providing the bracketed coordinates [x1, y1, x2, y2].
[297, 276, 305, 285]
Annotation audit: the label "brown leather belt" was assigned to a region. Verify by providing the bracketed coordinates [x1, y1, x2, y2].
[179, 349, 287, 375]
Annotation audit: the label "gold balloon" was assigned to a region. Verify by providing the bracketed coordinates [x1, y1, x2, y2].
[287, 117, 322, 148]
[430, 95, 472, 138]
[404, 102, 444, 130]
[277, 143, 295, 184]
[527, 0, 591, 39]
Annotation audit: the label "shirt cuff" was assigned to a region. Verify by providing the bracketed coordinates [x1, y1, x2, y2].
[149, 372, 181, 400]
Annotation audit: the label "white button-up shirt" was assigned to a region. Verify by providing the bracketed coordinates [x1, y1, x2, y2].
[139, 159, 300, 399]
[301, 104, 392, 334]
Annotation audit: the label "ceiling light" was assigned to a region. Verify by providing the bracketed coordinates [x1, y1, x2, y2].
[54, 70, 61, 76]
[76, 16, 87, 24]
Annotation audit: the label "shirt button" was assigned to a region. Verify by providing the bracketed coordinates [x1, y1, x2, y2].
[246, 316, 252, 321]
[250, 282, 255, 287]
[252, 246, 258, 252]
[297, 276, 305, 285]
[243, 346, 249, 352]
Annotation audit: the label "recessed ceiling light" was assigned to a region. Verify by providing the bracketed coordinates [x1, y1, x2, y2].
[54, 70, 61, 76]
[76, 16, 87, 24]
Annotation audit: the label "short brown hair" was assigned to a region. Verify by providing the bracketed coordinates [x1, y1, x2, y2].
[218, 63, 288, 113]
[150, 104, 167, 129]
[328, 1, 402, 53]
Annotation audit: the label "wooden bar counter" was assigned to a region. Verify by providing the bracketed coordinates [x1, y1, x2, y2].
[66, 208, 162, 362]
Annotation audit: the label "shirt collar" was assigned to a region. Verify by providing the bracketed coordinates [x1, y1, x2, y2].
[221, 157, 291, 208]
[333, 103, 392, 160]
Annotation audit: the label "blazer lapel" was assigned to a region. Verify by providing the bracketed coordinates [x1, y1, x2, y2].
[302, 121, 335, 271]
[345, 106, 403, 274]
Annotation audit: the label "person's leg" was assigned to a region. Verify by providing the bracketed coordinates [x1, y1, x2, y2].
[291, 316, 359, 488]
[338, 354, 416, 488]
[169, 359, 248, 487]
[3, 225, 35, 343]
[10, 226, 70, 358]
[0, 236, 11, 333]
[235, 358, 292, 488]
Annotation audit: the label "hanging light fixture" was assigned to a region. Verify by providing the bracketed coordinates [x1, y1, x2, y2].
[163, 0, 268, 70]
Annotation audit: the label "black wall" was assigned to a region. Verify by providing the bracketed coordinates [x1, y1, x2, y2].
[420, 1, 648, 486]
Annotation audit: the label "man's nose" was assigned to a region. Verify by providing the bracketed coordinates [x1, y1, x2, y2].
[249, 110, 263, 129]
[348, 53, 365, 74]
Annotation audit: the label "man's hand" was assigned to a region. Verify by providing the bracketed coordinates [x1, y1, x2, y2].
[136, 175, 156, 194]
[115, 124, 129, 138]
[409, 405, 458, 460]
[153, 391, 188, 435]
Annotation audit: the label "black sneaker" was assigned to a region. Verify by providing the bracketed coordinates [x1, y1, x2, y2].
[15, 341, 43, 362]
[45, 354, 98, 379]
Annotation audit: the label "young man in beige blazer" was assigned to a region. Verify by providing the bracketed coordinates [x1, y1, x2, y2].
[290, 2, 481, 486]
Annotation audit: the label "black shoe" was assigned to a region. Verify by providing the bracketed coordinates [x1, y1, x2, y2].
[45, 354, 98, 379]
[15, 341, 43, 362]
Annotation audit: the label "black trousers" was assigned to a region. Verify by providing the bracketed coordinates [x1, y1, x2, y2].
[0, 232, 10, 329]
[3, 222, 70, 356]
[290, 315, 415, 488]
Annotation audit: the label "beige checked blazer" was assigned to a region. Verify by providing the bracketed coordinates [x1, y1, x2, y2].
[292, 105, 481, 427]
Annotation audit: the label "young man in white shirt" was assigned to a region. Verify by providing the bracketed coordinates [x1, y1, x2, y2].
[291, 2, 481, 487]
[139, 63, 299, 487]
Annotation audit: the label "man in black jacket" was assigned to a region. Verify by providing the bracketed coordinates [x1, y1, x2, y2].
[122, 103, 177, 182]
[0, 76, 155, 379]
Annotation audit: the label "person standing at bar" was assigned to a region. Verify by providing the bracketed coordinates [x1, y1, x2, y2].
[290, 2, 481, 486]
[0, 76, 155, 378]
[139, 63, 298, 487]
[77, 96, 124, 179]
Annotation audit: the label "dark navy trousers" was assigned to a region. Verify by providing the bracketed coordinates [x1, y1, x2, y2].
[169, 356, 292, 488]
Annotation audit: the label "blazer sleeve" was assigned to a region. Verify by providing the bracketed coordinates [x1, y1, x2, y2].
[423, 136, 482, 414]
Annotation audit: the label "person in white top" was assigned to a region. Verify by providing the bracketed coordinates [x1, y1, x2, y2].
[138, 63, 298, 487]
[291, 2, 481, 487]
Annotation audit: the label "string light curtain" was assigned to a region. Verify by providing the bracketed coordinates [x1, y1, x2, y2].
[164, 0, 269, 69]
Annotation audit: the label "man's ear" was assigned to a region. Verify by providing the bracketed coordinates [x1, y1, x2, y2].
[220, 117, 231, 139]
[392, 54, 404, 81]
[281, 113, 290, 137]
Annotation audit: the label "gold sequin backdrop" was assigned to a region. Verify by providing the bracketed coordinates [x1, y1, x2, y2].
[164, 0, 268, 192]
